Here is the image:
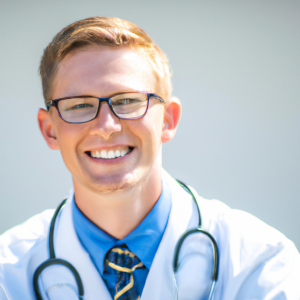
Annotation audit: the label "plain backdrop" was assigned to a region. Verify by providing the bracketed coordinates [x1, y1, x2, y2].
[0, 0, 299, 251]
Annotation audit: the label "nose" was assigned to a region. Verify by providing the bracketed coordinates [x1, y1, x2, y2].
[89, 101, 122, 139]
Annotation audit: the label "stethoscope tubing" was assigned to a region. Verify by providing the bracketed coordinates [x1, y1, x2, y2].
[33, 179, 219, 300]
[173, 179, 219, 299]
[48, 199, 67, 259]
[173, 228, 219, 281]
[33, 258, 84, 300]
[33, 199, 84, 300]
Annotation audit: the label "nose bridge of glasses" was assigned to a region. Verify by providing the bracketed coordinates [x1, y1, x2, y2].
[91, 98, 122, 137]
[96, 97, 118, 121]
[97, 97, 111, 103]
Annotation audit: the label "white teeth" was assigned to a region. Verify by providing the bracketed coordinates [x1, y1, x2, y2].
[101, 150, 108, 159]
[108, 150, 115, 159]
[91, 147, 131, 159]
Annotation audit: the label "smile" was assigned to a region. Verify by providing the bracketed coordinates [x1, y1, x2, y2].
[87, 146, 134, 159]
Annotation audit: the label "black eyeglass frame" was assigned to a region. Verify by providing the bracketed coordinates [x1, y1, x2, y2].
[46, 92, 166, 124]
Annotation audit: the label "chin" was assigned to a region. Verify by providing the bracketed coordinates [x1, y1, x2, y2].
[86, 171, 139, 194]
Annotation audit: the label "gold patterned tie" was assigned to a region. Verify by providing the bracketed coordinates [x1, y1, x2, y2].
[103, 244, 145, 300]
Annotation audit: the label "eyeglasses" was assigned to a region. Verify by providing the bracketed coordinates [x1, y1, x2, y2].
[46, 92, 166, 124]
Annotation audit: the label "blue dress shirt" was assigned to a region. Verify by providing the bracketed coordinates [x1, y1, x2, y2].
[72, 177, 172, 296]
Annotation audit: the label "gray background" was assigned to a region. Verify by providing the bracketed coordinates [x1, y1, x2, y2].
[0, 1, 299, 250]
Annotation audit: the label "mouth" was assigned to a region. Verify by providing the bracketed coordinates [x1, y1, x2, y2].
[86, 146, 134, 160]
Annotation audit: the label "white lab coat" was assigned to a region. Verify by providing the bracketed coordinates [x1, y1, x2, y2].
[0, 171, 299, 300]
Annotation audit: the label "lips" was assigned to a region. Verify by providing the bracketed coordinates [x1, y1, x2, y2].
[86, 146, 134, 159]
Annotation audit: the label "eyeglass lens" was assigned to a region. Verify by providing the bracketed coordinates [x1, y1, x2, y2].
[57, 93, 148, 123]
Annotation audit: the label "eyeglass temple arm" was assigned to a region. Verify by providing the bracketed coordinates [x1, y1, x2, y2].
[46, 100, 53, 110]
[149, 93, 166, 104]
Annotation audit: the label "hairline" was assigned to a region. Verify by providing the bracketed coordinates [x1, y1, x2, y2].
[47, 44, 168, 102]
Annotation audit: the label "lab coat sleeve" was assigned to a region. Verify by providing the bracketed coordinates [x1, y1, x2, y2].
[0, 209, 54, 300]
[0, 283, 9, 300]
[210, 206, 300, 300]
[233, 235, 300, 299]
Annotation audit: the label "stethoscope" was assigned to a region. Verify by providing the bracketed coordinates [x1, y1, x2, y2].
[33, 180, 219, 300]
[173, 180, 219, 300]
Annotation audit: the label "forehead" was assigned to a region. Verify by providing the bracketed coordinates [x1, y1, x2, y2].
[52, 45, 159, 99]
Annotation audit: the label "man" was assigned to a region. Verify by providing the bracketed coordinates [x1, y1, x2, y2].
[0, 16, 299, 300]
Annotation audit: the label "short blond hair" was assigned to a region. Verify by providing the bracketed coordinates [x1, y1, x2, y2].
[39, 16, 172, 103]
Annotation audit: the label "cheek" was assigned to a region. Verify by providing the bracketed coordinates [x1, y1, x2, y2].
[52, 116, 89, 156]
[128, 105, 164, 154]
[147, 105, 165, 138]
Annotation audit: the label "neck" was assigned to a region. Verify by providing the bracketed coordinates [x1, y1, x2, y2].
[73, 168, 162, 239]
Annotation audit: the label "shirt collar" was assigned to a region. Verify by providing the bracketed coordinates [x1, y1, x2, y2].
[72, 175, 172, 274]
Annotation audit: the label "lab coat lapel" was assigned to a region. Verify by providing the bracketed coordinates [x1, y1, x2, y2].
[141, 172, 197, 300]
[55, 194, 112, 300]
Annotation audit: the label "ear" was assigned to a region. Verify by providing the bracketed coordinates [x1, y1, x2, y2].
[37, 108, 60, 150]
[161, 96, 182, 143]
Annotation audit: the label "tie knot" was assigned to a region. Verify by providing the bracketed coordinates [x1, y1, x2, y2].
[105, 244, 144, 273]
[103, 244, 145, 300]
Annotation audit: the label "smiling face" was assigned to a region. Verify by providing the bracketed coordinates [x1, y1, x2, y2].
[44, 45, 169, 194]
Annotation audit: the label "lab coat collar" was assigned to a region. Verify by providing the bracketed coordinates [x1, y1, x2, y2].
[55, 189, 112, 300]
[141, 170, 197, 299]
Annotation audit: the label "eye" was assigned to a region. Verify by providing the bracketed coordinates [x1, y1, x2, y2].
[66, 103, 94, 110]
[114, 98, 140, 105]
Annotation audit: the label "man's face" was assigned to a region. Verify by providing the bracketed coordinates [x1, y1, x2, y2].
[47, 46, 167, 194]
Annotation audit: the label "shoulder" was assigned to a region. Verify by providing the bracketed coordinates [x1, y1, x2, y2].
[0, 209, 54, 264]
[194, 189, 299, 261]
[197, 193, 295, 255]
[190, 188, 300, 297]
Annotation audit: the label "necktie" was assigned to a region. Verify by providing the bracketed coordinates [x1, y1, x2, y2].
[103, 244, 146, 300]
